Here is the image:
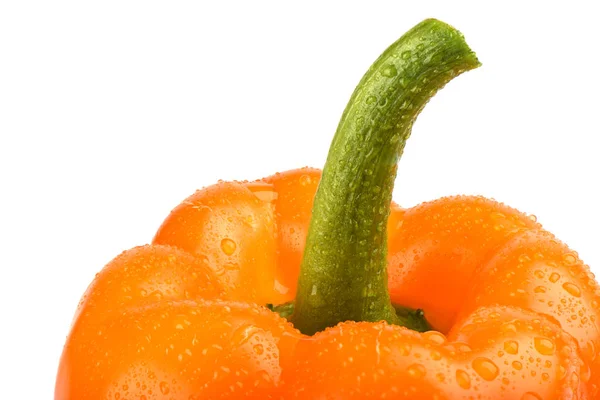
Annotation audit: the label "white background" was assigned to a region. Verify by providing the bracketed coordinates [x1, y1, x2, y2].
[1, 1, 599, 398]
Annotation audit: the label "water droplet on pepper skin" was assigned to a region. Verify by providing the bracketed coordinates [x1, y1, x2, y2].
[387, 196, 539, 333]
[562, 282, 581, 297]
[253, 344, 264, 355]
[153, 180, 279, 305]
[407, 363, 426, 379]
[472, 357, 499, 381]
[504, 340, 519, 355]
[423, 331, 446, 345]
[563, 253, 577, 265]
[512, 360, 523, 370]
[430, 350, 442, 361]
[455, 369, 471, 389]
[159, 381, 169, 395]
[68, 245, 225, 327]
[534, 337, 555, 356]
[534, 270, 544, 279]
[220, 238, 237, 255]
[56, 300, 301, 399]
[521, 392, 542, 400]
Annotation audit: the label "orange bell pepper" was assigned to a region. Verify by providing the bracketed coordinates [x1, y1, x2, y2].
[55, 19, 598, 399]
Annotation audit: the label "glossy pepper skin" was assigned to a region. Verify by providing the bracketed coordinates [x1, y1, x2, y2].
[55, 244, 302, 398]
[55, 19, 598, 399]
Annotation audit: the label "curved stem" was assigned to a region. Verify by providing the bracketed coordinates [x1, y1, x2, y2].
[290, 19, 480, 335]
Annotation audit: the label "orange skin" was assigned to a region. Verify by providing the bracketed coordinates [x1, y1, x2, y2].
[55, 244, 302, 399]
[282, 306, 588, 399]
[56, 169, 598, 398]
[68, 244, 225, 325]
[58, 299, 300, 399]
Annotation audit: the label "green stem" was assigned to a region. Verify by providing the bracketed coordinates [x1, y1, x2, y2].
[290, 19, 480, 335]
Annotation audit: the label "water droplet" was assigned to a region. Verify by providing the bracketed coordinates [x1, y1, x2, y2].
[504, 340, 519, 355]
[534, 270, 544, 279]
[519, 254, 532, 264]
[512, 361, 523, 370]
[549, 272, 560, 283]
[220, 238, 237, 255]
[253, 344, 264, 355]
[224, 263, 239, 271]
[423, 331, 446, 345]
[395, 76, 408, 89]
[397, 343, 411, 356]
[401, 50, 411, 60]
[300, 174, 312, 186]
[159, 381, 170, 395]
[534, 337, 555, 355]
[455, 343, 472, 353]
[542, 372, 550, 381]
[521, 393, 542, 400]
[381, 64, 398, 78]
[251, 188, 278, 202]
[564, 253, 577, 265]
[534, 286, 547, 293]
[472, 357, 499, 381]
[407, 363, 426, 379]
[456, 369, 471, 389]
[366, 95, 377, 104]
[502, 323, 517, 333]
[562, 282, 581, 297]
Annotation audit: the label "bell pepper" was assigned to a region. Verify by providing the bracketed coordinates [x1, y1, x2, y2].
[55, 19, 598, 399]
